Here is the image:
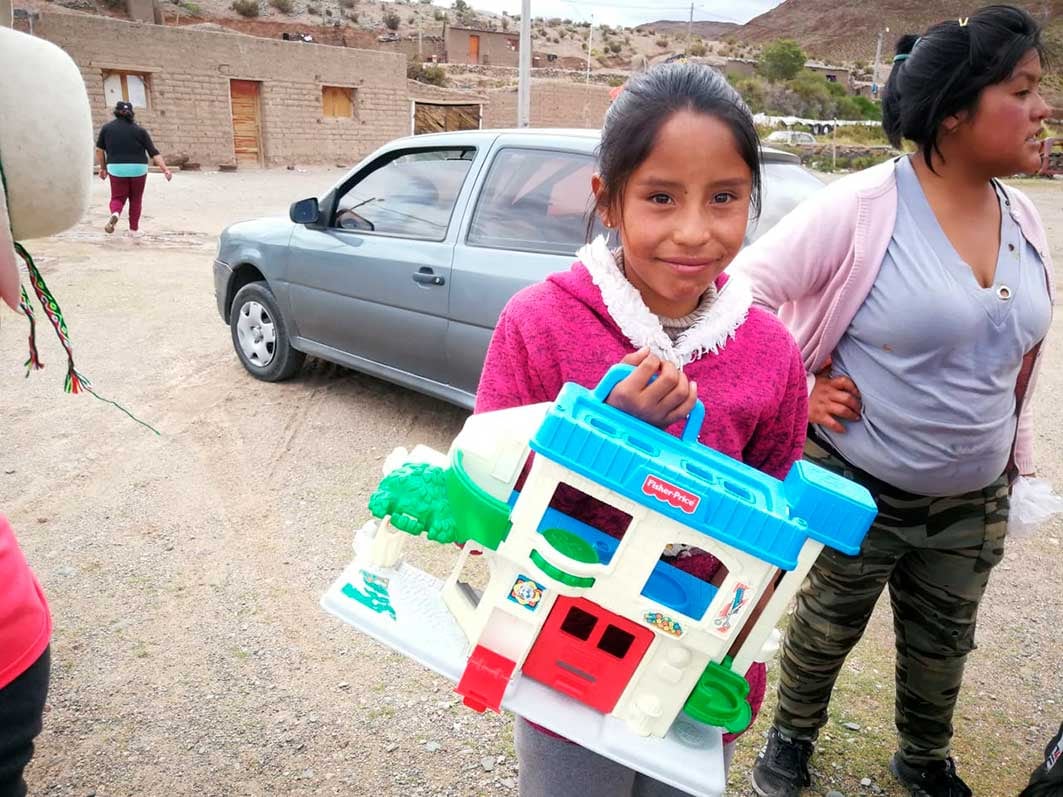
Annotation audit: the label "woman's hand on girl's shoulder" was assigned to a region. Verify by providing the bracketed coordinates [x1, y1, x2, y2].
[605, 348, 698, 430]
[809, 357, 861, 433]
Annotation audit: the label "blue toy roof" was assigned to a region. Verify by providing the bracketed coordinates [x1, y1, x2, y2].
[528, 367, 877, 571]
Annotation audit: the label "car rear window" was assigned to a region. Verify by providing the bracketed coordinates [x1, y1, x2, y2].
[467, 148, 600, 256]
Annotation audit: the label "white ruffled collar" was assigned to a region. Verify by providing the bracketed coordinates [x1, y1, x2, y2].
[576, 236, 752, 368]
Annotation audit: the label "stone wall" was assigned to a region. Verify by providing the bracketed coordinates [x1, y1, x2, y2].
[35, 13, 409, 167]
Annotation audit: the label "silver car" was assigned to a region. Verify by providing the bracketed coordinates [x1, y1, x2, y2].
[213, 129, 823, 409]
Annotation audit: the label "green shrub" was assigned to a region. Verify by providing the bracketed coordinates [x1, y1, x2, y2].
[180, 1, 201, 13]
[608, 41, 621, 54]
[338, 0, 354, 7]
[433, 9, 445, 20]
[268, 0, 293, 12]
[408, 62, 447, 86]
[384, 10, 400, 29]
[688, 41, 707, 56]
[231, 0, 259, 17]
[656, 37, 668, 47]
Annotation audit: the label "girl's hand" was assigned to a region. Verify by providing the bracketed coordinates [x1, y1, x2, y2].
[607, 348, 698, 429]
[809, 357, 861, 434]
[98, 169, 108, 181]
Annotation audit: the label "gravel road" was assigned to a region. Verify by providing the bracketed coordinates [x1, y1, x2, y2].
[3, 168, 1060, 797]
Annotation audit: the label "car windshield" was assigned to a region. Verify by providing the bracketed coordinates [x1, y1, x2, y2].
[336, 148, 475, 239]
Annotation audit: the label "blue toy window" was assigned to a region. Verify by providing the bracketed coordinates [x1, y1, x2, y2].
[640, 545, 725, 621]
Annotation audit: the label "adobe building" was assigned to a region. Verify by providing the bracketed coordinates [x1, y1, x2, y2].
[445, 25, 520, 67]
[23, 13, 614, 168]
[31, 12, 410, 168]
[805, 61, 853, 90]
[483, 81, 612, 130]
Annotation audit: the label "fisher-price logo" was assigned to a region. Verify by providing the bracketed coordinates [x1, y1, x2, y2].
[642, 475, 700, 514]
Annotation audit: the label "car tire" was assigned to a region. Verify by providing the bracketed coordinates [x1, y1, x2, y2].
[230, 281, 305, 381]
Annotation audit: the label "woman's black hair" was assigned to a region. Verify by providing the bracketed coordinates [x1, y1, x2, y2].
[882, 4, 1047, 170]
[589, 61, 762, 240]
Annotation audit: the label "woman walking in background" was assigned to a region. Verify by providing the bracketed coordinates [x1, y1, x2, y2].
[732, 6, 1053, 797]
[96, 100, 171, 237]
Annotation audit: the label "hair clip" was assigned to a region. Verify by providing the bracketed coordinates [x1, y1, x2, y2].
[893, 53, 909, 63]
[958, 17, 969, 27]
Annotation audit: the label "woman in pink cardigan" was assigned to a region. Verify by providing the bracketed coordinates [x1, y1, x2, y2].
[733, 7, 1054, 797]
[477, 62, 808, 796]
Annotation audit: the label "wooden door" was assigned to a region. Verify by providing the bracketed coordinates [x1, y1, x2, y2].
[468, 34, 480, 64]
[229, 80, 262, 166]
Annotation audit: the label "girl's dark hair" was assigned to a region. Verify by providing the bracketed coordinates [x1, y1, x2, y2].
[590, 62, 762, 239]
[882, 4, 1046, 169]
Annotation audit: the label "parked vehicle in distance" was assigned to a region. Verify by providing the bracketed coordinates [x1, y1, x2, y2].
[1039, 137, 1062, 177]
[765, 130, 818, 146]
[213, 129, 825, 409]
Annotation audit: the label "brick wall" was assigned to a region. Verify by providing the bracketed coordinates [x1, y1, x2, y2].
[35, 13, 409, 167]
[483, 80, 611, 130]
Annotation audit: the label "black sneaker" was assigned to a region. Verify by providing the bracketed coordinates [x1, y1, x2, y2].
[890, 753, 972, 797]
[750, 727, 814, 797]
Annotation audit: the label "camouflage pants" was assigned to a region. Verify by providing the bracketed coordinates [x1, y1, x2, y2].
[774, 434, 1009, 766]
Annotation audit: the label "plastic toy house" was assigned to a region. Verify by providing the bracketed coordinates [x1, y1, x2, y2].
[323, 365, 877, 794]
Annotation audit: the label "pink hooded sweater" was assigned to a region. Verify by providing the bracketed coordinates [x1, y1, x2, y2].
[0, 516, 51, 690]
[475, 238, 810, 743]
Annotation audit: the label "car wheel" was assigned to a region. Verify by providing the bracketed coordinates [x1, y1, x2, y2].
[230, 282, 305, 381]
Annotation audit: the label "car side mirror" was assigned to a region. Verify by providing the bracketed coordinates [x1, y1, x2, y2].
[290, 197, 320, 225]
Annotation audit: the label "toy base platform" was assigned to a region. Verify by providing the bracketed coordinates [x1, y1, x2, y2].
[322, 559, 726, 797]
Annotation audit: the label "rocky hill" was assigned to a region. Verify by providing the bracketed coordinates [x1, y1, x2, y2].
[733, 0, 1061, 63]
[635, 19, 739, 40]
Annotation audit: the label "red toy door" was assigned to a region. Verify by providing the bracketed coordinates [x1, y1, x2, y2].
[522, 597, 654, 714]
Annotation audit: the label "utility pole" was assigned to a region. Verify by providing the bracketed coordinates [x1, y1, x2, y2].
[872, 26, 888, 98]
[517, 0, 531, 127]
[586, 14, 594, 85]
[686, 2, 693, 55]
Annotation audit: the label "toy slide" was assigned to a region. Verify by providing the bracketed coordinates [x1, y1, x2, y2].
[322, 365, 878, 796]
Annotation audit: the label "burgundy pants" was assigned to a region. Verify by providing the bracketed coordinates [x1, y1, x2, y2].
[108, 174, 147, 231]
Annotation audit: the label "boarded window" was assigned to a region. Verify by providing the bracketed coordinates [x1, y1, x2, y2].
[103, 71, 149, 109]
[322, 86, 355, 118]
[413, 102, 480, 135]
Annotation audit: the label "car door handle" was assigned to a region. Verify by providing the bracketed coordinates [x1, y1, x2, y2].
[412, 269, 445, 286]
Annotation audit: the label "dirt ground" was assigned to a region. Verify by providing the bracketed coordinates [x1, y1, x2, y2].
[2, 167, 1061, 797]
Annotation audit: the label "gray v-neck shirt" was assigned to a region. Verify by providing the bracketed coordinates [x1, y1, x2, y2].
[819, 156, 1052, 496]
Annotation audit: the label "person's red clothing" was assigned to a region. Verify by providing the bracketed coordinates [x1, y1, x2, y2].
[0, 516, 51, 690]
[108, 174, 147, 231]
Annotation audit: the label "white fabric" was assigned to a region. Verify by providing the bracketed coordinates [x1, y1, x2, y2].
[577, 235, 752, 369]
[0, 28, 94, 309]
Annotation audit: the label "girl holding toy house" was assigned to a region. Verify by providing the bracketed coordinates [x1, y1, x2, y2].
[732, 6, 1054, 797]
[476, 61, 810, 796]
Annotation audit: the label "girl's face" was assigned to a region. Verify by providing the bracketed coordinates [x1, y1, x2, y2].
[950, 49, 1050, 176]
[595, 109, 753, 318]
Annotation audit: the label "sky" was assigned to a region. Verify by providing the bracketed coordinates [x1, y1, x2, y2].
[441, 0, 786, 30]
